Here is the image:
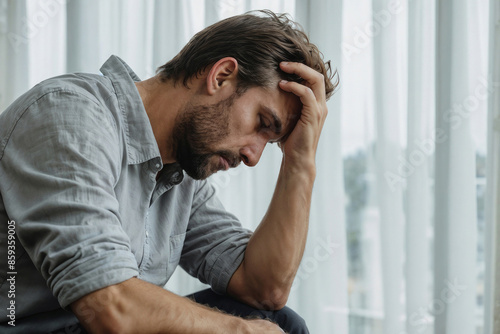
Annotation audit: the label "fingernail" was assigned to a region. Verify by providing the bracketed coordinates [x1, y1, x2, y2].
[280, 80, 288, 84]
[281, 61, 289, 66]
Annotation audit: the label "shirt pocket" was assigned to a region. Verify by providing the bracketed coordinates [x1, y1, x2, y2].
[166, 232, 186, 280]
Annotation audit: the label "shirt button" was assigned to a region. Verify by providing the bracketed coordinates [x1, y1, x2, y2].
[155, 163, 160, 169]
[145, 231, 149, 238]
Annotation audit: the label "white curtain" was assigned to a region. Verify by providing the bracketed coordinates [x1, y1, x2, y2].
[0, 1, 496, 334]
[484, 0, 500, 333]
[406, 1, 434, 333]
[434, 0, 479, 332]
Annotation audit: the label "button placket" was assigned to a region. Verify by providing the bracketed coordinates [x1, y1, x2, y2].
[139, 211, 151, 274]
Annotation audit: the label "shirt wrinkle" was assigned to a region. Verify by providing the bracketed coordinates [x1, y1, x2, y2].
[0, 55, 252, 332]
[0, 88, 105, 161]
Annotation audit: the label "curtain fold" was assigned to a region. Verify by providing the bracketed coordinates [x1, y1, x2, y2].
[66, 0, 100, 73]
[0, 0, 6, 111]
[434, 1, 479, 333]
[293, 1, 349, 333]
[26, 0, 66, 85]
[405, 1, 434, 334]
[371, 0, 406, 332]
[484, 0, 500, 333]
[153, 0, 205, 77]
[67, 0, 157, 78]
[1, 0, 29, 111]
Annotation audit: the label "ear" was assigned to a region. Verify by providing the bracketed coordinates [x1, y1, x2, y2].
[206, 57, 238, 96]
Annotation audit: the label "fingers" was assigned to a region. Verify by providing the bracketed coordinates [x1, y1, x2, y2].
[279, 62, 326, 102]
[279, 78, 328, 123]
[278, 79, 316, 107]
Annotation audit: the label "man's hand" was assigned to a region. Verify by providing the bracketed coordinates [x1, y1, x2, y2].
[278, 61, 328, 169]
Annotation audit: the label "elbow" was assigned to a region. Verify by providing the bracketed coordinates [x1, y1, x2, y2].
[229, 262, 292, 311]
[255, 286, 290, 311]
[252, 274, 294, 310]
[258, 272, 296, 310]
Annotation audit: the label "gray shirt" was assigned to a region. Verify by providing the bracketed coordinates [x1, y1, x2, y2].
[0, 55, 252, 332]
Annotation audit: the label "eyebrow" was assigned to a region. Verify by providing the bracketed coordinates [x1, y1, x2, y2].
[262, 106, 283, 135]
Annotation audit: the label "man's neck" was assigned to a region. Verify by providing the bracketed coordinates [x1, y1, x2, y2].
[135, 76, 190, 164]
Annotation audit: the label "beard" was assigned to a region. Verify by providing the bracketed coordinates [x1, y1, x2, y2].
[172, 94, 241, 180]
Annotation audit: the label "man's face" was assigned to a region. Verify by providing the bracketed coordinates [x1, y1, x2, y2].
[173, 86, 301, 180]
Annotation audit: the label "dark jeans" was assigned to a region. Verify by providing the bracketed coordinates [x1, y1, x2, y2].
[187, 289, 309, 334]
[48, 289, 309, 334]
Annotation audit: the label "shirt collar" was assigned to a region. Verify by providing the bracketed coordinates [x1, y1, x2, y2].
[100, 55, 160, 165]
[99, 55, 183, 185]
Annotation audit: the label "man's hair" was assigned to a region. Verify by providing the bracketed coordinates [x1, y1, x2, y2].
[157, 10, 338, 100]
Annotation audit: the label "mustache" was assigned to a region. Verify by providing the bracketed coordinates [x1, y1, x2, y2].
[216, 150, 241, 168]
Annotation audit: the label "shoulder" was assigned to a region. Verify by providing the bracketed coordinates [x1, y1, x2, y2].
[0, 73, 121, 160]
[7, 72, 116, 114]
[1, 72, 119, 134]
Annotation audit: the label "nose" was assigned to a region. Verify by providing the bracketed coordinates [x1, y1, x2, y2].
[239, 136, 268, 167]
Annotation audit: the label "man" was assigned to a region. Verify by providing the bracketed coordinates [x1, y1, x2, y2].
[0, 10, 336, 333]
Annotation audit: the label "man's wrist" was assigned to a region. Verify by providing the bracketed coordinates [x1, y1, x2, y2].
[281, 155, 316, 182]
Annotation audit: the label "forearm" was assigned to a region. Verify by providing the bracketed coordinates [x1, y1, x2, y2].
[228, 61, 328, 310]
[229, 158, 315, 308]
[72, 277, 243, 334]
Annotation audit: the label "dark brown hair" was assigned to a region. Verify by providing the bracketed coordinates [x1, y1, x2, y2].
[157, 10, 338, 99]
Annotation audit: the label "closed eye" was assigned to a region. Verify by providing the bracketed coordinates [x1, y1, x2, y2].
[260, 115, 271, 130]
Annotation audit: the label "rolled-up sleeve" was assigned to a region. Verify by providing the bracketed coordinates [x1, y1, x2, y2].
[179, 179, 252, 295]
[0, 90, 138, 308]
